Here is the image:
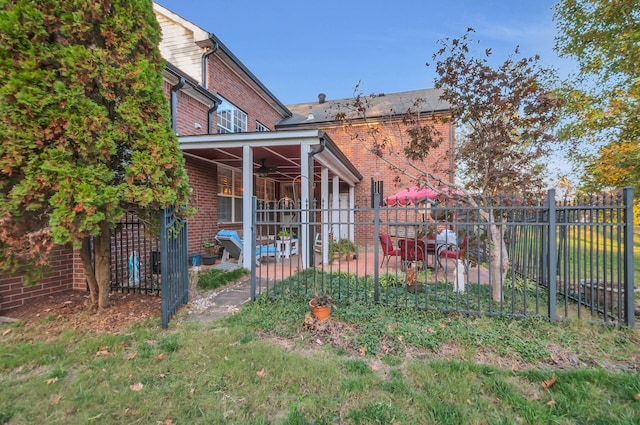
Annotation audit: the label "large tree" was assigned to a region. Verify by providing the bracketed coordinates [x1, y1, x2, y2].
[338, 29, 564, 301]
[0, 0, 191, 309]
[554, 0, 640, 208]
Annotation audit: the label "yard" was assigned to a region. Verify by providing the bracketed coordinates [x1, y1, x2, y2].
[1, 277, 639, 424]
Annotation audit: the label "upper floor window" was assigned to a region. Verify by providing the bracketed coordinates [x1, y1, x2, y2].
[256, 121, 270, 132]
[217, 96, 247, 133]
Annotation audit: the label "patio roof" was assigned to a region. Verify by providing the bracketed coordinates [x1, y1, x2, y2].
[178, 129, 362, 186]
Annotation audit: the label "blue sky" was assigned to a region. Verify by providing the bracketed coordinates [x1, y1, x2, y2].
[156, 0, 574, 106]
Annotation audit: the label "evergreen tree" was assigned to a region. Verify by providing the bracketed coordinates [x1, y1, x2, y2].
[0, 0, 191, 309]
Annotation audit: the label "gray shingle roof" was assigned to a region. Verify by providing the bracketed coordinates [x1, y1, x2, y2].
[276, 88, 449, 128]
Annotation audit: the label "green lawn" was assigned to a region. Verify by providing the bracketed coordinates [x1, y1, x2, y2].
[2, 288, 639, 424]
[511, 224, 640, 286]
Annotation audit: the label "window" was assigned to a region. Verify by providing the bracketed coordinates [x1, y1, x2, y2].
[217, 96, 247, 133]
[218, 168, 277, 224]
[217, 166, 243, 223]
[255, 176, 276, 223]
[255, 121, 270, 132]
[255, 176, 275, 201]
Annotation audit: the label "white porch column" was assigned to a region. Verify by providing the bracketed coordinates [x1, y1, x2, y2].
[242, 145, 253, 269]
[331, 175, 340, 239]
[320, 166, 329, 265]
[300, 144, 311, 269]
[349, 185, 355, 241]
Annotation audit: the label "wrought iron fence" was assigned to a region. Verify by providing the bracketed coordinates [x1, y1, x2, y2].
[252, 188, 635, 326]
[159, 206, 189, 329]
[107, 213, 162, 294]
[88, 208, 189, 328]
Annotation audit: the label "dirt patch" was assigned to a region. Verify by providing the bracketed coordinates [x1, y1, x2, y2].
[256, 317, 640, 373]
[1, 289, 161, 336]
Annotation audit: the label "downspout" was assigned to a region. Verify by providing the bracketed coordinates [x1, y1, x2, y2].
[207, 104, 218, 134]
[170, 77, 185, 133]
[201, 40, 219, 90]
[307, 136, 326, 182]
[309, 136, 326, 157]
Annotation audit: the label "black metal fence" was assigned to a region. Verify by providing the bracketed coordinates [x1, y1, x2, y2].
[90, 208, 189, 328]
[159, 206, 189, 328]
[252, 188, 635, 327]
[108, 213, 161, 294]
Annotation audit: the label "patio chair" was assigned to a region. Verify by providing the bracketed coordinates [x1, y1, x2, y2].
[425, 236, 438, 268]
[215, 230, 279, 266]
[399, 238, 426, 270]
[379, 234, 401, 268]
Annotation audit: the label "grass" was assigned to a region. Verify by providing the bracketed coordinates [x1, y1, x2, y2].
[513, 225, 640, 285]
[1, 289, 639, 424]
[196, 267, 249, 290]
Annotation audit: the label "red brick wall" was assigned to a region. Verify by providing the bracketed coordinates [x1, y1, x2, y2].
[0, 245, 76, 312]
[175, 89, 210, 137]
[299, 116, 454, 245]
[185, 156, 246, 255]
[185, 156, 218, 253]
[296, 116, 453, 198]
[208, 55, 283, 131]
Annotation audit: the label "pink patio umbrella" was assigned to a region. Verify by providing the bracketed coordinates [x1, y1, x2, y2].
[385, 186, 466, 206]
[385, 186, 438, 206]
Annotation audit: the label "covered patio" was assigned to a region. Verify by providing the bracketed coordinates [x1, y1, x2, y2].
[178, 129, 362, 270]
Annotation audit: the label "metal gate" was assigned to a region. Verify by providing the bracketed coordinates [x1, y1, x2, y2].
[160, 206, 189, 328]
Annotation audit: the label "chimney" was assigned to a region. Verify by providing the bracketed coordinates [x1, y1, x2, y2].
[318, 93, 326, 104]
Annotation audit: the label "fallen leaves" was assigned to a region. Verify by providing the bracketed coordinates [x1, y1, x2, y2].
[542, 374, 557, 391]
[95, 347, 110, 357]
[126, 352, 137, 360]
[256, 368, 265, 378]
[46, 377, 59, 385]
[129, 382, 143, 391]
[541, 373, 557, 407]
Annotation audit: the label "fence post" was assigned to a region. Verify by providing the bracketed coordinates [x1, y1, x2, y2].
[547, 189, 557, 322]
[623, 187, 635, 327]
[160, 208, 169, 328]
[250, 196, 257, 301]
[373, 192, 381, 303]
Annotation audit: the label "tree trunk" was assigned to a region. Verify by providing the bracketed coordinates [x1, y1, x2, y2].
[488, 223, 509, 303]
[79, 237, 99, 308]
[78, 221, 111, 310]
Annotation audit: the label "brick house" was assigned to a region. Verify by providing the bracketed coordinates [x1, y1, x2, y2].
[0, 2, 453, 311]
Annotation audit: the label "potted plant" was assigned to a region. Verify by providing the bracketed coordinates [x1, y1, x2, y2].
[201, 241, 221, 265]
[277, 229, 294, 240]
[309, 294, 333, 321]
[329, 239, 341, 263]
[338, 238, 357, 260]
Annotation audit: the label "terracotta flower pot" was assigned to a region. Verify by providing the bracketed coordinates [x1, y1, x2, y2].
[309, 298, 331, 321]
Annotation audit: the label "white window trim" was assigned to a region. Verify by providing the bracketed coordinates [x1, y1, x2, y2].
[217, 95, 247, 133]
[217, 165, 243, 223]
[256, 121, 270, 132]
